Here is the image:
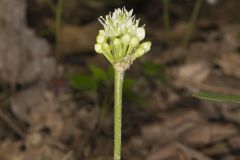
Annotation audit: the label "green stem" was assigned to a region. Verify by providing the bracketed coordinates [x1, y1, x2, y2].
[55, 0, 64, 55]
[162, 0, 171, 48]
[46, 0, 56, 13]
[182, 0, 203, 48]
[114, 69, 124, 160]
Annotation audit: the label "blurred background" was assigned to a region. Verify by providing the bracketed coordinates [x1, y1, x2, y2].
[0, 0, 240, 159]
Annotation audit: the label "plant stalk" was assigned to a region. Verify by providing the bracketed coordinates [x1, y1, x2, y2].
[114, 69, 124, 160]
[182, 0, 203, 48]
[163, 0, 171, 48]
[55, 0, 64, 56]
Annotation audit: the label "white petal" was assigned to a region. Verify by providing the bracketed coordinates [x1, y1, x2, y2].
[95, 44, 103, 53]
[136, 27, 145, 41]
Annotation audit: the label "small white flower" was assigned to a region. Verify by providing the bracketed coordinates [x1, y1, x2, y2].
[141, 41, 151, 52]
[121, 34, 130, 44]
[130, 37, 139, 47]
[95, 7, 151, 69]
[96, 35, 106, 43]
[132, 48, 145, 60]
[94, 44, 103, 54]
[206, 0, 218, 5]
[98, 7, 141, 38]
[136, 27, 145, 41]
[113, 38, 121, 46]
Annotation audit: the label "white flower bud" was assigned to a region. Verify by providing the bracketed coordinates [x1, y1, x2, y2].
[102, 43, 111, 53]
[121, 34, 130, 45]
[113, 38, 121, 47]
[97, 35, 106, 44]
[136, 27, 145, 41]
[95, 44, 103, 54]
[141, 41, 151, 52]
[95, 7, 151, 65]
[99, 30, 105, 36]
[206, 0, 218, 5]
[130, 37, 139, 47]
[113, 38, 123, 58]
[132, 48, 145, 60]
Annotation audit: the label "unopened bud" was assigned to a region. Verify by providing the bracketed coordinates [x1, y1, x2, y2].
[130, 37, 139, 47]
[95, 44, 103, 54]
[99, 30, 105, 36]
[113, 38, 121, 47]
[102, 43, 111, 53]
[141, 41, 151, 52]
[97, 35, 106, 44]
[136, 27, 145, 41]
[121, 34, 130, 45]
[132, 47, 145, 60]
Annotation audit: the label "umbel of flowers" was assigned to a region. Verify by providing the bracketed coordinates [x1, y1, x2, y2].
[95, 7, 151, 72]
[94, 7, 151, 160]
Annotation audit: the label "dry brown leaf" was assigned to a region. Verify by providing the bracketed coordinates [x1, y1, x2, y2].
[147, 143, 212, 160]
[147, 143, 178, 160]
[58, 22, 100, 55]
[217, 52, 240, 78]
[228, 135, 240, 151]
[183, 123, 238, 147]
[177, 144, 212, 160]
[177, 61, 210, 84]
[141, 110, 205, 146]
[203, 142, 230, 157]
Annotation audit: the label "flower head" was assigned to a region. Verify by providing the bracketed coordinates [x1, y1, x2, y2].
[95, 7, 151, 71]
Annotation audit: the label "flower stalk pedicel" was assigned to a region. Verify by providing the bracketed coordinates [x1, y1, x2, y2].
[95, 8, 151, 160]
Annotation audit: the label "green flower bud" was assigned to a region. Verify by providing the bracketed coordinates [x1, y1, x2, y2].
[102, 43, 114, 63]
[121, 34, 130, 45]
[113, 38, 121, 46]
[125, 37, 139, 56]
[97, 35, 106, 44]
[141, 41, 151, 52]
[130, 37, 139, 47]
[132, 47, 145, 60]
[95, 7, 151, 68]
[99, 30, 105, 36]
[136, 27, 145, 41]
[102, 43, 111, 53]
[121, 34, 131, 56]
[113, 38, 123, 58]
[95, 44, 103, 54]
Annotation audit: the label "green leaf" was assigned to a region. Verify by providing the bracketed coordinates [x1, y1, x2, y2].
[123, 78, 135, 91]
[39, 28, 55, 38]
[143, 61, 166, 82]
[107, 66, 114, 81]
[88, 65, 107, 82]
[123, 78, 148, 106]
[70, 74, 97, 91]
[193, 92, 240, 103]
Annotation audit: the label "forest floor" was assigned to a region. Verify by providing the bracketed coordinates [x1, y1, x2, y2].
[0, 0, 240, 160]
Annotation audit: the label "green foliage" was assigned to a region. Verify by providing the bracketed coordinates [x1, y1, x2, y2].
[0, 84, 10, 108]
[143, 61, 167, 82]
[70, 74, 97, 91]
[123, 78, 147, 106]
[39, 28, 55, 38]
[89, 65, 108, 82]
[182, 0, 203, 48]
[69, 65, 145, 106]
[193, 92, 240, 103]
[162, 0, 171, 48]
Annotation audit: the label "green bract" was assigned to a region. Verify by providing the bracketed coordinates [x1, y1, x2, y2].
[95, 8, 151, 71]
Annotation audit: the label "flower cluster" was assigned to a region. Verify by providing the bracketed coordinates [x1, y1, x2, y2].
[95, 8, 151, 71]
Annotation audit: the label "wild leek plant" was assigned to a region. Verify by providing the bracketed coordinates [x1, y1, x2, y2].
[94, 8, 151, 160]
[193, 92, 240, 103]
